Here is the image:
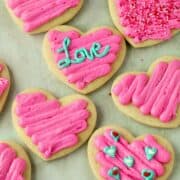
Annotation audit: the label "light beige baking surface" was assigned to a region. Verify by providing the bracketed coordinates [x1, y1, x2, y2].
[88, 125, 175, 180]
[0, 141, 31, 180]
[5, 0, 84, 34]
[1, 0, 180, 179]
[0, 60, 10, 112]
[112, 56, 180, 128]
[12, 88, 97, 161]
[108, 0, 180, 48]
[43, 25, 126, 94]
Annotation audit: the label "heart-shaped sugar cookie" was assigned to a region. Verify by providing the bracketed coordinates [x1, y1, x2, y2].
[12, 88, 97, 160]
[0, 141, 31, 180]
[43, 26, 126, 94]
[88, 125, 174, 180]
[6, 0, 83, 34]
[108, 0, 180, 48]
[112, 56, 180, 128]
[0, 60, 10, 112]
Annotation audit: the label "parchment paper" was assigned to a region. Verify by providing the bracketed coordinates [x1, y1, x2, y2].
[0, 0, 180, 179]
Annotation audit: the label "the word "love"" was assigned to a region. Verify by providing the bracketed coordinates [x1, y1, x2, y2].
[57, 37, 110, 69]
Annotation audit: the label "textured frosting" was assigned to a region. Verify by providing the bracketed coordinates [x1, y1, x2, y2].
[115, 0, 180, 43]
[0, 143, 26, 180]
[7, 0, 80, 32]
[48, 28, 122, 89]
[15, 92, 90, 158]
[113, 60, 180, 122]
[94, 129, 171, 180]
[0, 64, 9, 97]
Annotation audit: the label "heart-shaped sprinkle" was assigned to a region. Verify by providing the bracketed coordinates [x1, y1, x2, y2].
[141, 169, 155, 180]
[103, 146, 117, 157]
[44, 27, 126, 94]
[90, 127, 173, 180]
[110, 130, 120, 142]
[13, 90, 96, 160]
[109, 0, 180, 46]
[123, 156, 134, 167]
[145, 147, 157, 161]
[7, 0, 82, 33]
[108, 167, 121, 180]
[112, 58, 180, 127]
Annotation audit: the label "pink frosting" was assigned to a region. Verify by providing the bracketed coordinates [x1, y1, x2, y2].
[0, 64, 9, 97]
[48, 28, 122, 89]
[15, 92, 90, 158]
[7, 0, 80, 32]
[94, 129, 171, 180]
[115, 0, 180, 43]
[113, 60, 180, 122]
[0, 64, 3, 72]
[0, 143, 26, 180]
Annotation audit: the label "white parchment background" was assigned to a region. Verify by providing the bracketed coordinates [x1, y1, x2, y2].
[0, 0, 180, 179]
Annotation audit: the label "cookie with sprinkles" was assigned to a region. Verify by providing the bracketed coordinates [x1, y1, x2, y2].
[108, 0, 180, 47]
[88, 125, 175, 180]
[6, 0, 83, 34]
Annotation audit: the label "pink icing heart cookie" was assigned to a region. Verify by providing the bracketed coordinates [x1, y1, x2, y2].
[0, 60, 10, 112]
[108, 0, 180, 48]
[43, 26, 126, 94]
[0, 141, 31, 180]
[12, 88, 97, 160]
[88, 125, 174, 180]
[6, 0, 83, 34]
[112, 56, 180, 128]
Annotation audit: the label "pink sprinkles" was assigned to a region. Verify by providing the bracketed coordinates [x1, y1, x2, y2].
[116, 0, 180, 43]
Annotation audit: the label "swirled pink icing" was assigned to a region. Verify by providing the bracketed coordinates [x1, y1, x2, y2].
[7, 0, 80, 32]
[115, 0, 180, 43]
[48, 28, 122, 89]
[15, 92, 90, 158]
[94, 129, 171, 180]
[0, 143, 26, 180]
[0, 64, 9, 97]
[113, 60, 180, 122]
